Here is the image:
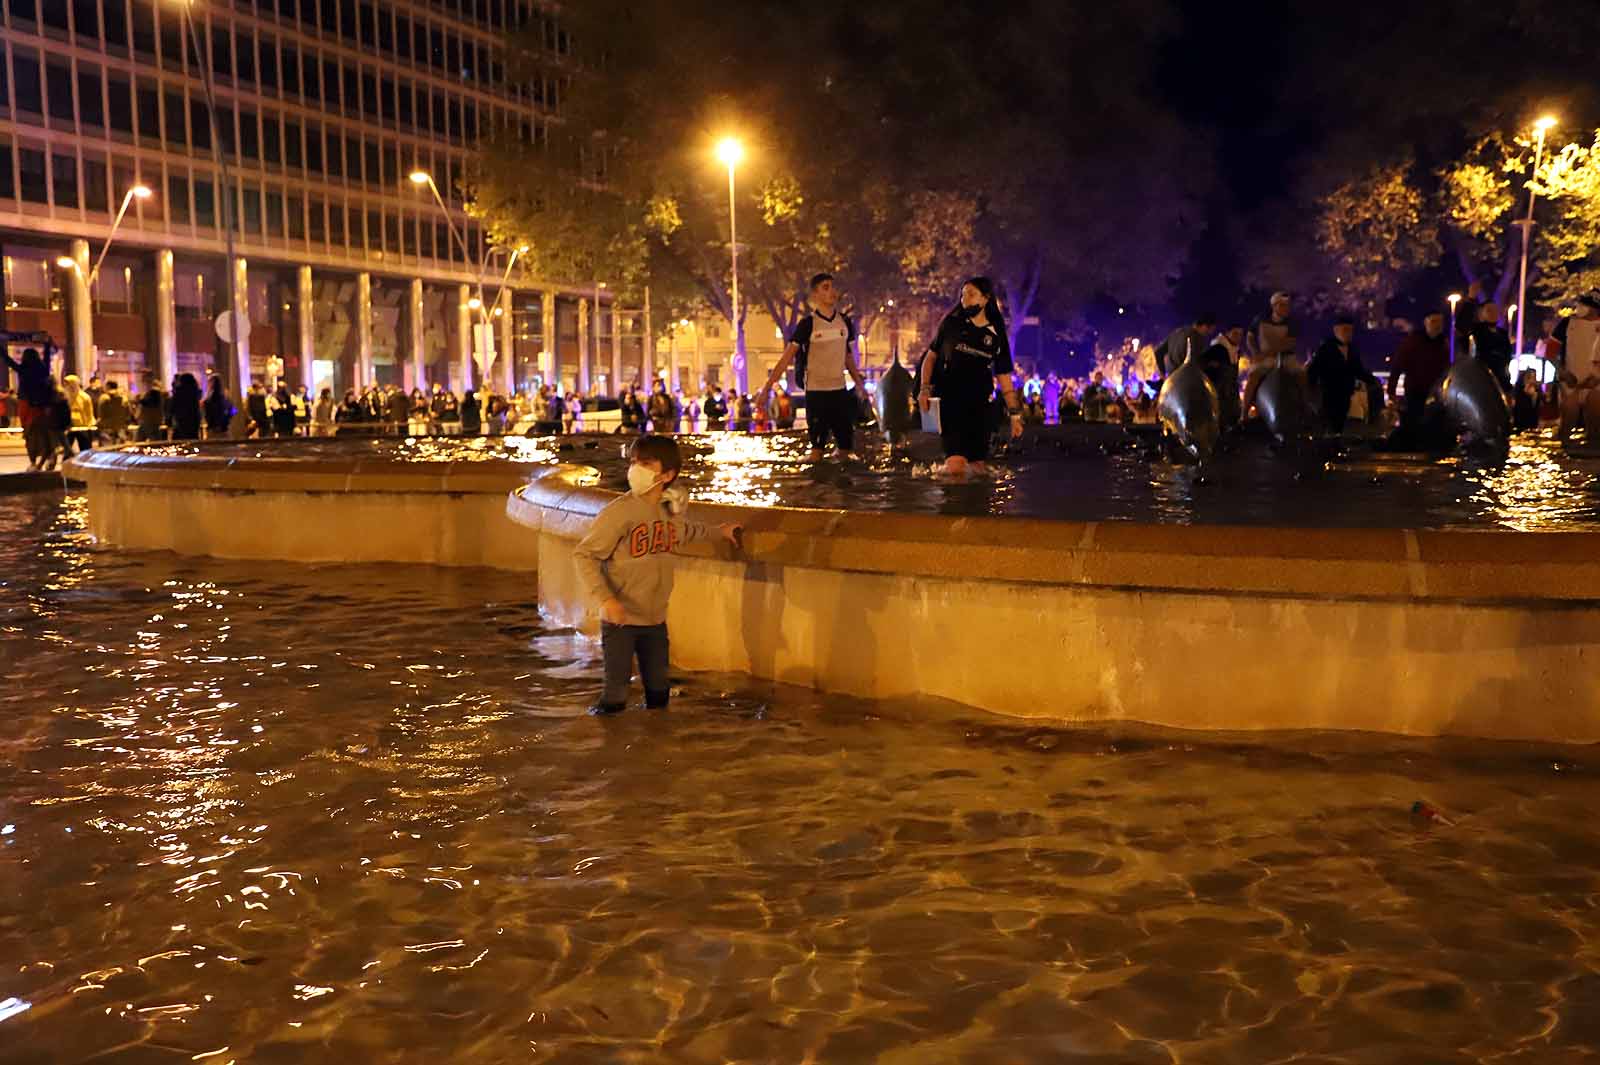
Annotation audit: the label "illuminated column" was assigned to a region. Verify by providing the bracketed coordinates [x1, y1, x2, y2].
[667, 329, 680, 391]
[641, 286, 653, 384]
[231, 256, 251, 387]
[498, 287, 515, 394]
[153, 249, 177, 385]
[692, 321, 705, 390]
[611, 300, 624, 389]
[408, 278, 425, 391]
[542, 290, 558, 386]
[455, 283, 471, 392]
[296, 265, 314, 389]
[64, 239, 92, 377]
[355, 272, 373, 388]
[577, 297, 591, 392]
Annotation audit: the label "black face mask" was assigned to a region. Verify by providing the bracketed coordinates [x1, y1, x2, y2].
[960, 303, 984, 320]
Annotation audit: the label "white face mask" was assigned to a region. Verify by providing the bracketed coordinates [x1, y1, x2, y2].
[627, 464, 663, 496]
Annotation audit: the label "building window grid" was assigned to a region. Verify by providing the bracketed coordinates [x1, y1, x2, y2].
[0, 2, 529, 274]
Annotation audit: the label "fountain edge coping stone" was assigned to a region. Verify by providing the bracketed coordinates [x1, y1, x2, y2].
[509, 463, 1600, 606]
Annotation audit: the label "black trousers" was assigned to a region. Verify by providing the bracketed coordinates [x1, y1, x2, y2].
[598, 622, 670, 710]
[939, 392, 993, 462]
[806, 388, 856, 452]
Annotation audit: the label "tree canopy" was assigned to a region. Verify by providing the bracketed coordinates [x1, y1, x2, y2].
[467, 0, 1215, 354]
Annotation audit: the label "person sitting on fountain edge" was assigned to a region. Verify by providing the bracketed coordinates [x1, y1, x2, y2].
[759, 272, 869, 462]
[572, 435, 741, 716]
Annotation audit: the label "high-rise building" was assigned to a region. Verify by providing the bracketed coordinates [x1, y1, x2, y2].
[0, 0, 637, 398]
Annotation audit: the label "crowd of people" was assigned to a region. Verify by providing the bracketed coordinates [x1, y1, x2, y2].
[5, 276, 1596, 475]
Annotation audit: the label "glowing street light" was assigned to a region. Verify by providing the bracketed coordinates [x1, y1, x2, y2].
[407, 170, 471, 265]
[1515, 115, 1559, 357]
[467, 295, 483, 310]
[1448, 292, 1462, 362]
[81, 184, 155, 288]
[715, 136, 747, 390]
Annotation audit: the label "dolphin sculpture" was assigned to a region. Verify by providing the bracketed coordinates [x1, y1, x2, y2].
[875, 353, 917, 446]
[1255, 354, 1314, 444]
[1435, 337, 1512, 450]
[1157, 340, 1221, 462]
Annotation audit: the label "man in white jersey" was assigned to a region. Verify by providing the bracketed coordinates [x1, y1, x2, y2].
[760, 272, 868, 461]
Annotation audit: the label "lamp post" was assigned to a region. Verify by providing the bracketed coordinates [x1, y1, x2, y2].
[1447, 293, 1462, 362]
[411, 169, 514, 388]
[1514, 115, 1558, 358]
[715, 137, 746, 392]
[174, 0, 245, 392]
[86, 184, 153, 289]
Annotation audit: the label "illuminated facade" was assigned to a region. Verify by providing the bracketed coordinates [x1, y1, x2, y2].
[0, 0, 636, 396]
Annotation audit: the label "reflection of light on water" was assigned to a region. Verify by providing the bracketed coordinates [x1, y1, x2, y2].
[686, 434, 795, 509]
[1465, 439, 1600, 531]
[0, 998, 31, 1023]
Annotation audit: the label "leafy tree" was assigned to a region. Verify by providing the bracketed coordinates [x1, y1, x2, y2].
[1314, 160, 1440, 315]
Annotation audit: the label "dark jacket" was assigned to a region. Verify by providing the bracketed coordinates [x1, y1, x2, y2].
[1308, 336, 1378, 408]
[203, 387, 234, 432]
[460, 393, 482, 433]
[1468, 321, 1513, 387]
[2, 347, 54, 407]
[1390, 331, 1450, 410]
[169, 382, 203, 440]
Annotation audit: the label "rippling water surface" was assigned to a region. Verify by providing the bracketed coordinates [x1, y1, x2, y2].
[4, 492, 1600, 1063]
[134, 428, 1600, 529]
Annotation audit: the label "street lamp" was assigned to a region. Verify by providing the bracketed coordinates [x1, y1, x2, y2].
[715, 136, 746, 392]
[83, 184, 153, 289]
[1448, 292, 1462, 362]
[1514, 115, 1558, 358]
[172, 0, 245, 392]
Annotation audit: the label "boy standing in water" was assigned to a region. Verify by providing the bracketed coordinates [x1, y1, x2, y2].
[572, 435, 741, 715]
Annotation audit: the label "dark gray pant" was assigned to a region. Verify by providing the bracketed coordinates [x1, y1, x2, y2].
[599, 622, 670, 710]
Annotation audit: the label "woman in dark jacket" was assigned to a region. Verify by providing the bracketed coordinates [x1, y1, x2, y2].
[916, 276, 1024, 477]
[271, 382, 297, 437]
[203, 377, 234, 437]
[168, 374, 204, 440]
[2, 344, 58, 469]
[460, 389, 482, 435]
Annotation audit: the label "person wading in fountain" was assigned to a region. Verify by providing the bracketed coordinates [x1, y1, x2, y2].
[1386, 309, 1451, 447]
[759, 273, 869, 462]
[572, 435, 741, 715]
[918, 277, 1023, 478]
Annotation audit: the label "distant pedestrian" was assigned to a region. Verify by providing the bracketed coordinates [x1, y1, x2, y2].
[311, 388, 337, 436]
[1308, 314, 1379, 435]
[271, 382, 296, 437]
[97, 380, 131, 443]
[169, 374, 204, 440]
[1387, 310, 1450, 435]
[136, 372, 166, 442]
[203, 377, 234, 437]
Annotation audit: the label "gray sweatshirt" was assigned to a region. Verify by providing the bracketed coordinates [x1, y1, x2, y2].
[572, 491, 709, 626]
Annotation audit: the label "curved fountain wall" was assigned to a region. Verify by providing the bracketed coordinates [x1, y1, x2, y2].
[69, 447, 541, 570]
[510, 464, 1600, 744]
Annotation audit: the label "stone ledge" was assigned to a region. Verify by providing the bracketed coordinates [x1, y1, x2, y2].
[68, 445, 539, 496]
[511, 463, 1600, 605]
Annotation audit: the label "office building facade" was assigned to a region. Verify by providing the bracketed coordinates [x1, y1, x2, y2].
[0, 0, 640, 397]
